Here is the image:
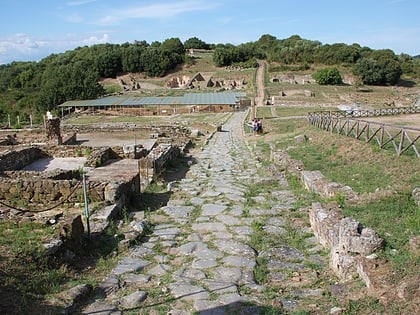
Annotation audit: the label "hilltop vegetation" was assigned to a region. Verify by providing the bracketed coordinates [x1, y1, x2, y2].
[0, 34, 419, 125]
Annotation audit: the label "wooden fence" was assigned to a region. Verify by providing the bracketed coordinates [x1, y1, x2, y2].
[307, 107, 420, 158]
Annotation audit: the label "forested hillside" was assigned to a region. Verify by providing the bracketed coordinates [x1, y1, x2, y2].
[0, 34, 419, 126]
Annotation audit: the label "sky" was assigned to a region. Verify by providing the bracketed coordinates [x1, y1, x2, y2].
[0, 0, 419, 65]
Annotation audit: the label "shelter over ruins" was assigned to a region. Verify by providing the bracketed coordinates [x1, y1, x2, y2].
[58, 92, 249, 116]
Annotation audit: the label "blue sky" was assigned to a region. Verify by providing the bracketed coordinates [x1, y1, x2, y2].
[0, 0, 419, 64]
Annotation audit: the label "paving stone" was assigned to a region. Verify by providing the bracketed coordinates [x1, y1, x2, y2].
[215, 214, 242, 225]
[154, 223, 177, 230]
[218, 292, 248, 305]
[222, 256, 256, 269]
[225, 194, 245, 202]
[153, 227, 182, 240]
[112, 257, 150, 275]
[147, 264, 172, 276]
[190, 197, 205, 205]
[193, 246, 224, 260]
[98, 274, 120, 297]
[118, 290, 147, 309]
[161, 205, 194, 219]
[213, 231, 234, 239]
[229, 226, 253, 237]
[202, 190, 222, 197]
[173, 267, 206, 282]
[160, 240, 178, 247]
[192, 222, 227, 233]
[201, 204, 227, 216]
[169, 283, 209, 301]
[82, 300, 121, 315]
[240, 269, 257, 284]
[269, 270, 288, 282]
[229, 205, 244, 216]
[212, 267, 242, 284]
[196, 216, 211, 222]
[187, 233, 204, 242]
[122, 273, 151, 285]
[268, 217, 285, 226]
[215, 186, 244, 196]
[130, 245, 153, 258]
[202, 279, 238, 294]
[249, 208, 279, 216]
[213, 239, 256, 257]
[264, 225, 286, 235]
[192, 258, 219, 269]
[174, 241, 203, 255]
[252, 195, 267, 203]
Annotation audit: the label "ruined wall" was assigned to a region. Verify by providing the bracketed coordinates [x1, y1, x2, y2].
[62, 125, 191, 139]
[139, 143, 181, 179]
[271, 147, 384, 283]
[310, 202, 383, 281]
[0, 174, 139, 210]
[0, 147, 47, 172]
[0, 177, 105, 207]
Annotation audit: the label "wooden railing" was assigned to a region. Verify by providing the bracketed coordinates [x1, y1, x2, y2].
[307, 107, 420, 158]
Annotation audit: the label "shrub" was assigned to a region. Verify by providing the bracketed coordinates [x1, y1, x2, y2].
[312, 67, 343, 85]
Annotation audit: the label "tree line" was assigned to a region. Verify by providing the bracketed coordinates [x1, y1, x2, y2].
[0, 34, 419, 125]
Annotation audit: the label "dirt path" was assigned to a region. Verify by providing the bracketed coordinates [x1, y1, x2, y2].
[253, 61, 266, 117]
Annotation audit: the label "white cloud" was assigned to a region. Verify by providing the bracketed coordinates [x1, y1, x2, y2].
[96, 0, 217, 25]
[0, 33, 109, 64]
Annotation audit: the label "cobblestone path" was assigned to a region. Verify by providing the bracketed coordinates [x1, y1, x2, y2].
[82, 112, 330, 314]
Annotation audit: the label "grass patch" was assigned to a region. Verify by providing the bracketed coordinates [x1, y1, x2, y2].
[285, 129, 419, 194]
[254, 256, 270, 284]
[0, 218, 122, 313]
[342, 192, 419, 279]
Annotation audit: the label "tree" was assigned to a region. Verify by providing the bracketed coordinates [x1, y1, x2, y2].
[121, 45, 146, 73]
[354, 54, 402, 85]
[312, 67, 343, 85]
[160, 38, 185, 55]
[37, 61, 104, 112]
[353, 58, 383, 85]
[184, 37, 210, 50]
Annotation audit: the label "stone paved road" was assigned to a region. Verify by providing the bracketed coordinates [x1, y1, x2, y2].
[82, 111, 329, 314]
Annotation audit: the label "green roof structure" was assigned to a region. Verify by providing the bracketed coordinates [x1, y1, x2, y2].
[59, 92, 247, 108]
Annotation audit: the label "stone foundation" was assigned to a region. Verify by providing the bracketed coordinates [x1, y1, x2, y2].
[310, 202, 383, 281]
[271, 148, 384, 284]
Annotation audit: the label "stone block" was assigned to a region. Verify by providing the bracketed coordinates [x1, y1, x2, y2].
[338, 217, 383, 255]
[330, 245, 357, 281]
[309, 202, 342, 248]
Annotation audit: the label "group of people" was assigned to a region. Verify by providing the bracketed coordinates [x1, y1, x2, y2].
[250, 118, 263, 134]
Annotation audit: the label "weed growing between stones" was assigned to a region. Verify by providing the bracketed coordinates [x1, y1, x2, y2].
[254, 256, 270, 284]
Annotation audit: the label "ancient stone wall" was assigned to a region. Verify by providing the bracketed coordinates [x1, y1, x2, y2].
[310, 202, 383, 280]
[271, 148, 384, 283]
[139, 143, 181, 179]
[62, 125, 191, 139]
[0, 147, 47, 172]
[84, 147, 120, 168]
[0, 177, 106, 207]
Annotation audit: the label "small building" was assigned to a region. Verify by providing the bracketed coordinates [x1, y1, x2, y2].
[58, 92, 249, 117]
